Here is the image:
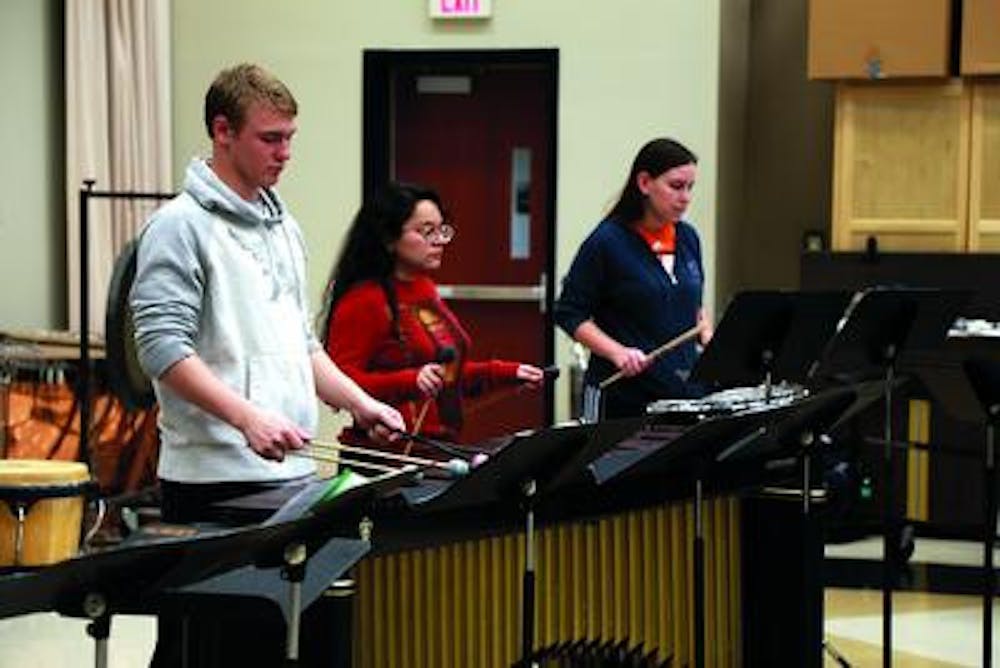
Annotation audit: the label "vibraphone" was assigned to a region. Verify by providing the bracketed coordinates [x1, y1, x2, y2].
[346, 388, 853, 668]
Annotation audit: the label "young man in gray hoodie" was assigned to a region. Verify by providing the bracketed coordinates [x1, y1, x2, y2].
[132, 63, 405, 665]
[131, 62, 404, 519]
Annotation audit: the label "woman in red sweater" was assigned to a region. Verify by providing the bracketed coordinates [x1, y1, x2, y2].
[320, 182, 544, 455]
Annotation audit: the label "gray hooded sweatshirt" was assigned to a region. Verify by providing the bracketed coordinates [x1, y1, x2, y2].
[131, 158, 317, 483]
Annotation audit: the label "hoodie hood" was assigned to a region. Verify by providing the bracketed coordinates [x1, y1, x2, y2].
[183, 157, 288, 227]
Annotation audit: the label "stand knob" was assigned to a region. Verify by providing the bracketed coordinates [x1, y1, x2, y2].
[82, 592, 107, 619]
[284, 543, 307, 567]
[359, 516, 373, 542]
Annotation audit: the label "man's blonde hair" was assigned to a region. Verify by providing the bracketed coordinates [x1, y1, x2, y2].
[204, 63, 298, 138]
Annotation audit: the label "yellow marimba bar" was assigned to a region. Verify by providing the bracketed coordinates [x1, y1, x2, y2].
[353, 495, 742, 667]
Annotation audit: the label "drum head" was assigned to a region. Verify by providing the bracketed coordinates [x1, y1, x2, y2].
[105, 240, 155, 411]
[0, 459, 90, 486]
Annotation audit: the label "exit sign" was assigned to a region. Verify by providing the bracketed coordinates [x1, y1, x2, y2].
[429, 0, 492, 19]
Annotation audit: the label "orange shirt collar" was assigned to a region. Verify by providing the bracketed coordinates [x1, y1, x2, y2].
[636, 222, 676, 254]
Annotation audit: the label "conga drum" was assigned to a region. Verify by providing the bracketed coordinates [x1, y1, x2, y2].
[0, 459, 91, 566]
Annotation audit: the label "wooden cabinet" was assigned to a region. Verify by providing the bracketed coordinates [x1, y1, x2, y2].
[831, 81, 970, 250]
[831, 80, 1000, 252]
[962, 0, 1000, 74]
[808, 0, 954, 79]
[970, 83, 1000, 249]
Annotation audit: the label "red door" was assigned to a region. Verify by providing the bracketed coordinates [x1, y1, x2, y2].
[393, 64, 553, 443]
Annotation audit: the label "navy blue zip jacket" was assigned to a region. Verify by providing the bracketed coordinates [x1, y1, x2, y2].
[554, 216, 705, 415]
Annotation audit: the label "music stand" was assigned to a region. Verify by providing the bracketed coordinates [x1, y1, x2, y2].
[963, 357, 1000, 668]
[691, 290, 851, 391]
[592, 407, 785, 668]
[399, 424, 591, 513]
[594, 386, 862, 668]
[717, 387, 867, 668]
[401, 419, 646, 664]
[174, 536, 368, 665]
[0, 469, 414, 668]
[201, 467, 417, 666]
[809, 287, 969, 668]
[0, 523, 261, 668]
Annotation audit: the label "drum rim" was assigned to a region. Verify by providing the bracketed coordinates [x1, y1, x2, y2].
[0, 483, 91, 500]
[0, 459, 90, 484]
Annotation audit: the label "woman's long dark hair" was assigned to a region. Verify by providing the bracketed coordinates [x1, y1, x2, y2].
[608, 137, 697, 224]
[319, 182, 443, 345]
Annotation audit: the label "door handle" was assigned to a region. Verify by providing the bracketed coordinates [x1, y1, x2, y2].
[437, 274, 548, 312]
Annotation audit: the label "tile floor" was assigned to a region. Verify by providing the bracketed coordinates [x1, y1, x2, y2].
[0, 538, 994, 667]
[823, 537, 996, 667]
[0, 612, 155, 667]
[824, 588, 995, 667]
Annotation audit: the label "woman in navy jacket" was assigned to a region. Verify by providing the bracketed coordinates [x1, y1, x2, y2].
[554, 138, 713, 419]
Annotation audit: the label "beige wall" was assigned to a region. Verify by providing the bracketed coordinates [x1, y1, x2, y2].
[0, 0, 64, 330]
[171, 0, 722, 423]
[716, 0, 752, 310]
[735, 0, 834, 299]
[0, 1, 835, 426]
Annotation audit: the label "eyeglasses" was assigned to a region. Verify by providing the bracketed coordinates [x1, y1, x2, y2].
[410, 222, 457, 244]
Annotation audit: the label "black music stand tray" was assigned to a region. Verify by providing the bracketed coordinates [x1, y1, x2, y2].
[400, 419, 647, 665]
[0, 523, 269, 668]
[196, 467, 418, 666]
[591, 408, 776, 668]
[691, 290, 851, 390]
[0, 469, 414, 668]
[808, 286, 968, 668]
[964, 357, 1000, 668]
[593, 386, 860, 668]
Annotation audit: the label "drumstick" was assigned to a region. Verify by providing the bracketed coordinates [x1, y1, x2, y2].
[298, 451, 401, 474]
[404, 398, 433, 456]
[306, 439, 470, 476]
[463, 364, 558, 418]
[598, 323, 703, 390]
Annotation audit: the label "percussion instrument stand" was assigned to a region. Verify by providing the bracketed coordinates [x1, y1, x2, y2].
[806, 287, 968, 668]
[693, 477, 705, 668]
[879, 346, 898, 668]
[278, 516, 375, 666]
[799, 429, 829, 668]
[82, 591, 111, 668]
[77, 181, 175, 465]
[520, 479, 538, 666]
[983, 407, 997, 668]
[964, 357, 1000, 668]
[282, 542, 308, 667]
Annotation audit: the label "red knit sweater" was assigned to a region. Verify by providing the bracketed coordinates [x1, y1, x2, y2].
[325, 276, 521, 450]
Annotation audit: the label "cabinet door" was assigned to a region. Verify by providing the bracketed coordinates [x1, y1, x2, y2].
[969, 82, 1000, 250]
[808, 0, 954, 79]
[962, 0, 1000, 74]
[832, 82, 971, 251]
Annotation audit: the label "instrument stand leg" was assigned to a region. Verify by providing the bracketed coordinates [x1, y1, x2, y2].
[694, 478, 705, 668]
[823, 639, 853, 667]
[802, 434, 831, 668]
[984, 411, 998, 668]
[762, 352, 774, 403]
[283, 543, 308, 667]
[83, 592, 110, 668]
[881, 352, 897, 668]
[521, 479, 538, 666]
[803, 444, 814, 665]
